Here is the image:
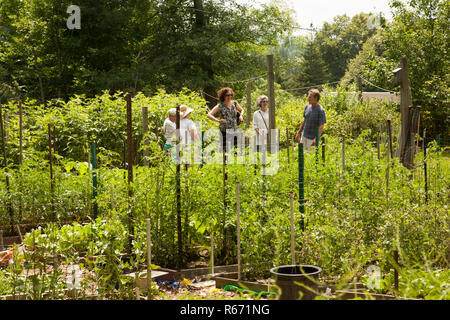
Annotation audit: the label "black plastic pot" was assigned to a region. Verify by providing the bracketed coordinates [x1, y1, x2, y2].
[270, 265, 322, 300]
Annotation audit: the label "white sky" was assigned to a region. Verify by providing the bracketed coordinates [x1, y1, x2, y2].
[291, 0, 393, 30]
[238, 0, 394, 34]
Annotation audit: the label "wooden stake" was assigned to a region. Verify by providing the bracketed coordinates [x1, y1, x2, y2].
[423, 129, 428, 204]
[289, 191, 295, 265]
[236, 182, 241, 281]
[126, 93, 134, 254]
[246, 82, 251, 129]
[146, 218, 152, 300]
[286, 128, 290, 164]
[394, 250, 399, 292]
[210, 223, 215, 276]
[267, 54, 276, 153]
[387, 119, 393, 160]
[321, 136, 325, 163]
[142, 106, 149, 167]
[0, 105, 14, 233]
[342, 138, 345, 175]
[19, 101, 23, 165]
[176, 105, 182, 270]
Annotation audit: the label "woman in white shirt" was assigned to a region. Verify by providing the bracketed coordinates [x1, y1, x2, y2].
[252, 95, 269, 151]
[179, 105, 199, 144]
[163, 108, 177, 151]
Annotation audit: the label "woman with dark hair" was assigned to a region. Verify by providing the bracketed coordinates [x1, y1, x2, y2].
[207, 87, 244, 151]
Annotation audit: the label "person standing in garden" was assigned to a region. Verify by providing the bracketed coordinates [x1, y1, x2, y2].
[163, 108, 177, 152]
[252, 95, 269, 152]
[207, 87, 244, 152]
[294, 89, 326, 150]
[179, 105, 199, 144]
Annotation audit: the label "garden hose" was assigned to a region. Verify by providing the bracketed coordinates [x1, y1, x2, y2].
[222, 285, 276, 297]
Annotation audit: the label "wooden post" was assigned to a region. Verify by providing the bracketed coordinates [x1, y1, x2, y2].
[91, 142, 98, 219]
[394, 250, 399, 292]
[126, 93, 134, 255]
[0, 104, 14, 233]
[210, 223, 215, 276]
[19, 101, 23, 165]
[298, 143, 305, 232]
[267, 54, 276, 153]
[289, 191, 295, 265]
[387, 119, 393, 160]
[18, 100, 23, 226]
[246, 82, 251, 129]
[176, 105, 182, 270]
[394, 57, 412, 163]
[356, 75, 363, 103]
[286, 128, 290, 164]
[142, 106, 149, 167]
[386, 133, 390, 202]
[236, 182, 241, 281]
[146, 218, 152, 300]
[321, 137, 325, 163]
[423, 129, 428, 204]
[377, 131, 381, 160]
[123, 139, 127, 180]
[48, 124, 55, 221]
[342, 138, 346, 175]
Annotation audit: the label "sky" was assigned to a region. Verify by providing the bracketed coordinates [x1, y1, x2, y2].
[240, 0, 394, 34]
[291, 0, 393, 30]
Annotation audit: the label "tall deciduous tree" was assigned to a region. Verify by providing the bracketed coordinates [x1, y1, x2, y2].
[343, 0, 449, 144]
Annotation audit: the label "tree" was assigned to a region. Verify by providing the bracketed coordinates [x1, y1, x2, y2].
[343, 0, 449, 144]
[313, 13, 382, 82]
[292, 41, 331, 95]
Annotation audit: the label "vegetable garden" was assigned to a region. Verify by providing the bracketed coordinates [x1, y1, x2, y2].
[0, 87, 448, 300]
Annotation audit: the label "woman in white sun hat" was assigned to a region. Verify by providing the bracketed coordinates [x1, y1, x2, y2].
[179, 104, 199, 145]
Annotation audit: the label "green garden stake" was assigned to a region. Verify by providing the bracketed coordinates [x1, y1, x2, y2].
[92, 142, 98, 219]
[298, 143, 305, 232]
[201, 131, 205, 168]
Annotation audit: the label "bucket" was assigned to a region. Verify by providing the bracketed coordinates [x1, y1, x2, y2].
[270, 265, 322, 300]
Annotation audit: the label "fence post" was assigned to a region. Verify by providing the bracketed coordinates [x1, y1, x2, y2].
[267, 54, 276, 153]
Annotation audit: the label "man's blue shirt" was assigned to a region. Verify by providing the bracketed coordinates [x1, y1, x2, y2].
[302, 104, 326, 139]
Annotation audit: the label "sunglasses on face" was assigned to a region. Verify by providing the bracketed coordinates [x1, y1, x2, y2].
[261, 100, 268, 103]
[225, 94, 233, 97]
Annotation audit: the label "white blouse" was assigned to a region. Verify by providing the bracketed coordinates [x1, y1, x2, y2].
[252, 109, 269, 145]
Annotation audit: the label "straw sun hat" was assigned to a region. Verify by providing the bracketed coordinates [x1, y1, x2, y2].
[179, 105, 194, 119]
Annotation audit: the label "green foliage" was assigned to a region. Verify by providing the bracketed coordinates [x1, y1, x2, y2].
[344, 0, 450, 144]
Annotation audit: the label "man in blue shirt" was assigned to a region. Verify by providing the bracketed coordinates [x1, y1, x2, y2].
[294, 89, 326, 150]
